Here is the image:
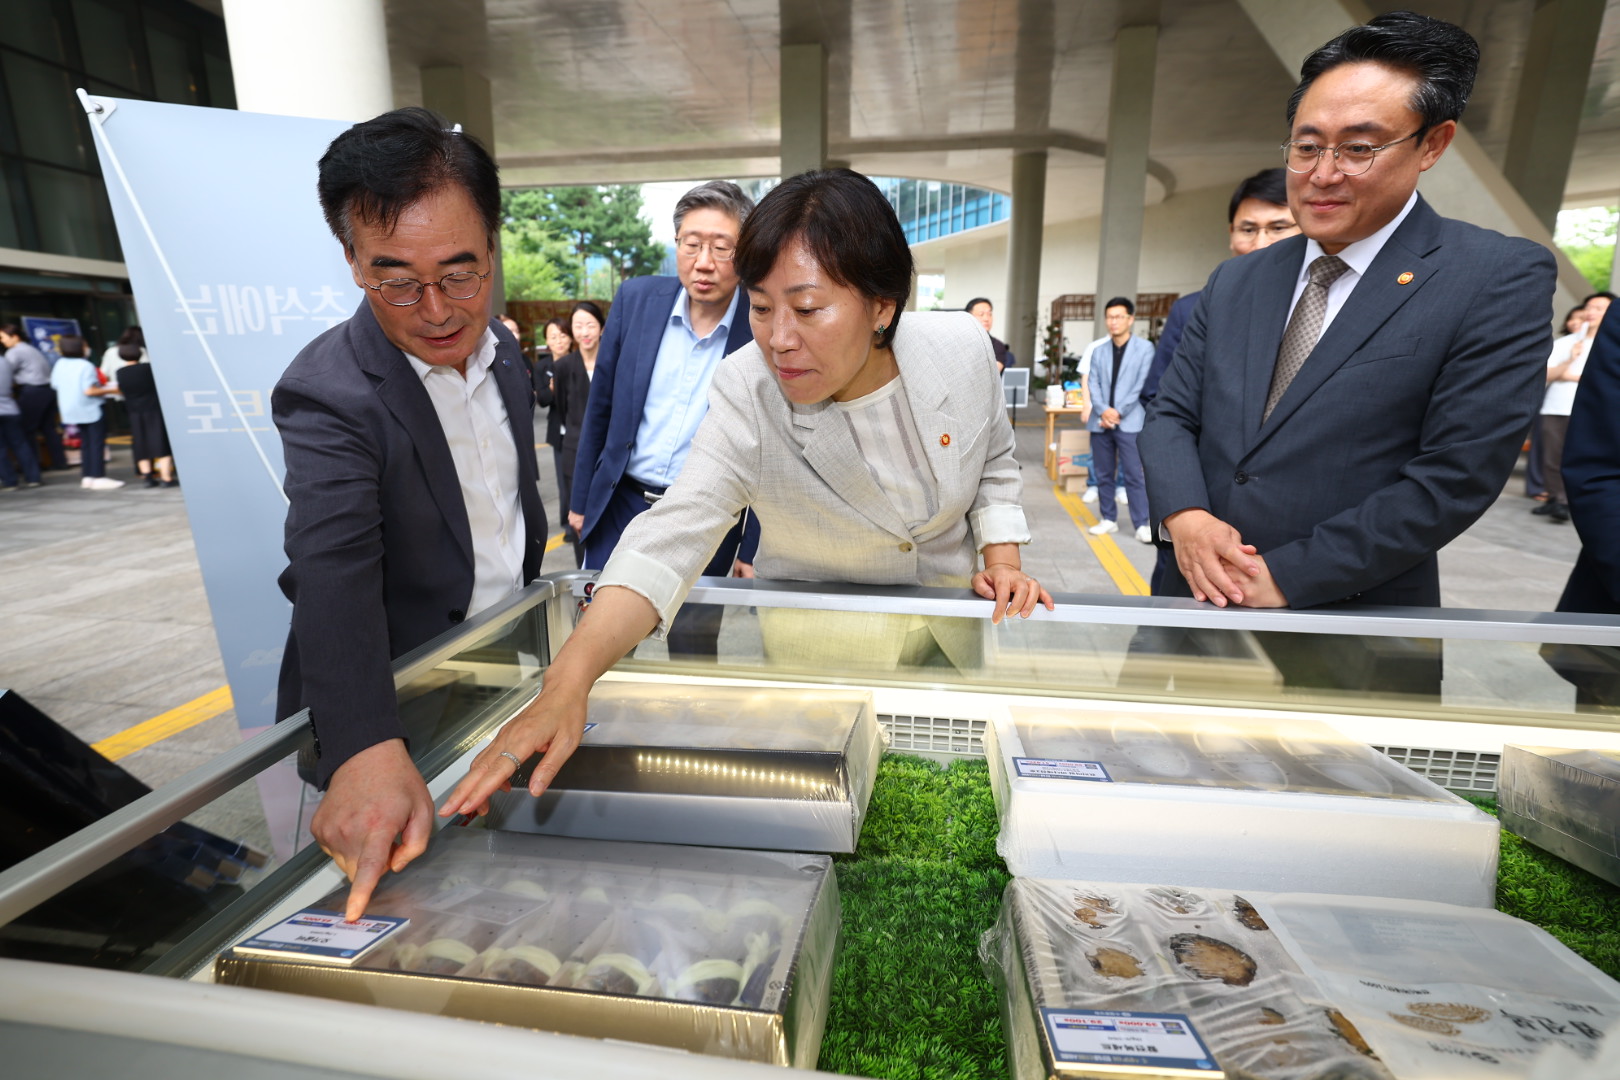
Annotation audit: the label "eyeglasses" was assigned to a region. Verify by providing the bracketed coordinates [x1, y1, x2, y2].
[1231, 223, 1300, 239]
[1281, 130, 1422, 175]
[676, 236, 736, 261]
[361, 269, 490, 306]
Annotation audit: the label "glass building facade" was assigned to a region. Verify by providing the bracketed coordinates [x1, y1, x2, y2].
[0, 0, 234, 340]
[733, 176, 1009, 246]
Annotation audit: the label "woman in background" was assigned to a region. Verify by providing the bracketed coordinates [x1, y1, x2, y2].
[114, 342, 176, 488]
[50, 334, 122, 490]
[533, 316, 576, 543]
[555, 301, 604, 567]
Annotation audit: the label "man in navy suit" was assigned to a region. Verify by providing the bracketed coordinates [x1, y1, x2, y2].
[274, 108, 547, 919]
[569, 181, 758, 658]
[1142, 11, 1555, 616]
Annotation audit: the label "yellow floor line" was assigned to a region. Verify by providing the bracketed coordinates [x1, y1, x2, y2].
[1052, 483, 1151, 596]
[92, 684, 235, 761]
[92, 536, 569, 759]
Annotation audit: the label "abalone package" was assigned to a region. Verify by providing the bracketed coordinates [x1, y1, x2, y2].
[985, 706, 1498, 905]
[482, 682, 883, 853]
[984, 878, 1394, 1080]
[217, 829, 840, 1067]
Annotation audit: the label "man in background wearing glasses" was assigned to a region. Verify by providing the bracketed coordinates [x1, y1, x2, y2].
[1142, 11, 1554, 637]
[568, 181, 760, 660]
[272, 108, 548, 920]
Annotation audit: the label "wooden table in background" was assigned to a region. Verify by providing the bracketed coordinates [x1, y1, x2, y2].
[1042, 405, 1091, 482]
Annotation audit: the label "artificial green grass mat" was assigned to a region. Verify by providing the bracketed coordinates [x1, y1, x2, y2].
[1464, 794, 1620, 980]
[814, 759, 1620, 1079]
[818, 756, 1010, 1079]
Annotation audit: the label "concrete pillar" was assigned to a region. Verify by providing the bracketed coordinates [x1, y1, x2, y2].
[1611, 211, 1620, 291]
[422, 66, 504, 307]
[1093, 24, 1159, 340]
[1503, 0, 1605, 233]
[1235, 0, 1589, 314]
[780, 43, 828, 178]
[222, 0, 392, 122]
[1006, 151, 1048, 372]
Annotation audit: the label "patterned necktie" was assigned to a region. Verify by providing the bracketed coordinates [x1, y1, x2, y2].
[1264, 254, 1350, 422]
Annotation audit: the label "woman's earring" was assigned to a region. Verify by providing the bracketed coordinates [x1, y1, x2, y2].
[874, 323, 887, 340]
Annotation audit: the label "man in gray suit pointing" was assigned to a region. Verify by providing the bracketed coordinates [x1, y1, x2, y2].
[1141, 11, 1555, 612]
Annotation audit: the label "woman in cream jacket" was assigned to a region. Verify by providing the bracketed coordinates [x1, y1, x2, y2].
[444, 169, 1050, 818]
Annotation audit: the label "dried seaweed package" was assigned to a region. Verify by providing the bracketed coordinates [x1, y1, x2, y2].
[986, 706, 1498, 906]
[984, 878, 1396, 1080]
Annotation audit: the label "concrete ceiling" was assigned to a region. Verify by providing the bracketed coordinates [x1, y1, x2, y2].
[375, 0, 1620, 222]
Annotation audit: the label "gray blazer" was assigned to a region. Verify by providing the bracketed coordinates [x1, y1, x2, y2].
[1140, 195, 1555, 609]
[596, 310, 1030, 664]
[1085, 334, 1155, 434]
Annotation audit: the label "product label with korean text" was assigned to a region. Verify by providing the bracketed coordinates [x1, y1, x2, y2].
[1015, 758, 1112, 782]
[1041, 1008, 1219, 1072]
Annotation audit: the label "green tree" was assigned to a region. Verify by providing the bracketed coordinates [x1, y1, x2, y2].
[502, 185, 664, 298]
[1554, 206, 1617, 291]
[500, 226, 567, 301]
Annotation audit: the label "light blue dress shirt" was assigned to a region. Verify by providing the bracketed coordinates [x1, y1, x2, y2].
[625, 286, 741, 487]
[50, 358, 102, 425]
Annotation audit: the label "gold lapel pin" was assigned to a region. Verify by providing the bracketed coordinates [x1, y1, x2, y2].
[1397, 272, 1414, 285]
[940, 433, 952, 447]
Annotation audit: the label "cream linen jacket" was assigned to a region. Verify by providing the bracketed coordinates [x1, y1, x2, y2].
[596, 310, 1031, 666]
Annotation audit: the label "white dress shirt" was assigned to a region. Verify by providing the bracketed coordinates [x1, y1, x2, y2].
[405, 330, 526, 616]
[1286, 190, 1418, 344]
[1541, 332, 1588, 417]
[834, 376, 939, 531]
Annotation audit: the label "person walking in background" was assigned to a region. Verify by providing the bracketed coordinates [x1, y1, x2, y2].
[49, 334, 122, 490]
[1084, 297, 1154, 543]
[553, 302, 602, 566]
[0, 346, 42, 491]
[533, 315, 575, 540]
[1526, 304, 1588, 503]
[1536, 292, 1612, 524]
[114, 342, 176, 488]
[101, 326, 146, 384]
[1, 323, 66, 470]
[964, 297, 1014, 372]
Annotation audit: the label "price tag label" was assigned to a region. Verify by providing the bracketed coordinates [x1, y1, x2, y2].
[1014, 757, 1111, 782]
[236, 909, 408, 962]
[1041, 1009, 1219, 1073]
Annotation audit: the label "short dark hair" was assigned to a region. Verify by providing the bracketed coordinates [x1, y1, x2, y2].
[1104, 296, 1135, 316]
[1583, 291, 1618, 305]
[58, 334, 88, 358]
[1286, 11, 1478, 133]
[0, 323, 20, 339]
[673, 180, 755, 235]
[544, 316, 575, 352]
[317, 106, 500, 252]
[735, 169, 913, 350]
[570, 300, 605, 329]
[1227, 168, 1289, 223]
[964, 297, 992, 314]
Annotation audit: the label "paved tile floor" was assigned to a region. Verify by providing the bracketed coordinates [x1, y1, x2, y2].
[0, 410, 1589, 856]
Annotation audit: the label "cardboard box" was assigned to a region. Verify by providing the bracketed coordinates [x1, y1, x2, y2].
[987, 879, 1620, 1080]
[217, 830, 840, 1067]
[1500, 744, 1620, 888]
[986, 706, 1499, 906]
[1062, 474, 1088, 495]
[1057, 429, 1090, 476]
[483, 683, 883, 853]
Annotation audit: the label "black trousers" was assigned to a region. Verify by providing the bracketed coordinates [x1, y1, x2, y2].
[583, 475, 748, 661]
[16, 384, 65, 469]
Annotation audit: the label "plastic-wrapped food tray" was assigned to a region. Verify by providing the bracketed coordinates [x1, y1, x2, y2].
[986, 706, 1498, 906]
[1498, 745, 1620, 888]
[986, 879, 1620, 1080]
[484, 683, 884, 853]
[216, 829, 840, 1067]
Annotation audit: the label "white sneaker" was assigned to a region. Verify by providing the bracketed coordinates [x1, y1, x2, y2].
[1118, 490, 1129, 505]
[86, 476, 125, 490]
[1135, 525, 1153, 543]
[1081, 487, 1099, 504]
[81, 477, 94, 489]
[1088, 518, 1118, 536]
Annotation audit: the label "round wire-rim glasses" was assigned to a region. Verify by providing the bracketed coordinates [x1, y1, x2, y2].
[363, 269, 491, 306]
[1280, 130, 1422, 176]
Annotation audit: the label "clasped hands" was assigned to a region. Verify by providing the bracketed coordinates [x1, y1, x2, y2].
[1163, 508, 1288, 608]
